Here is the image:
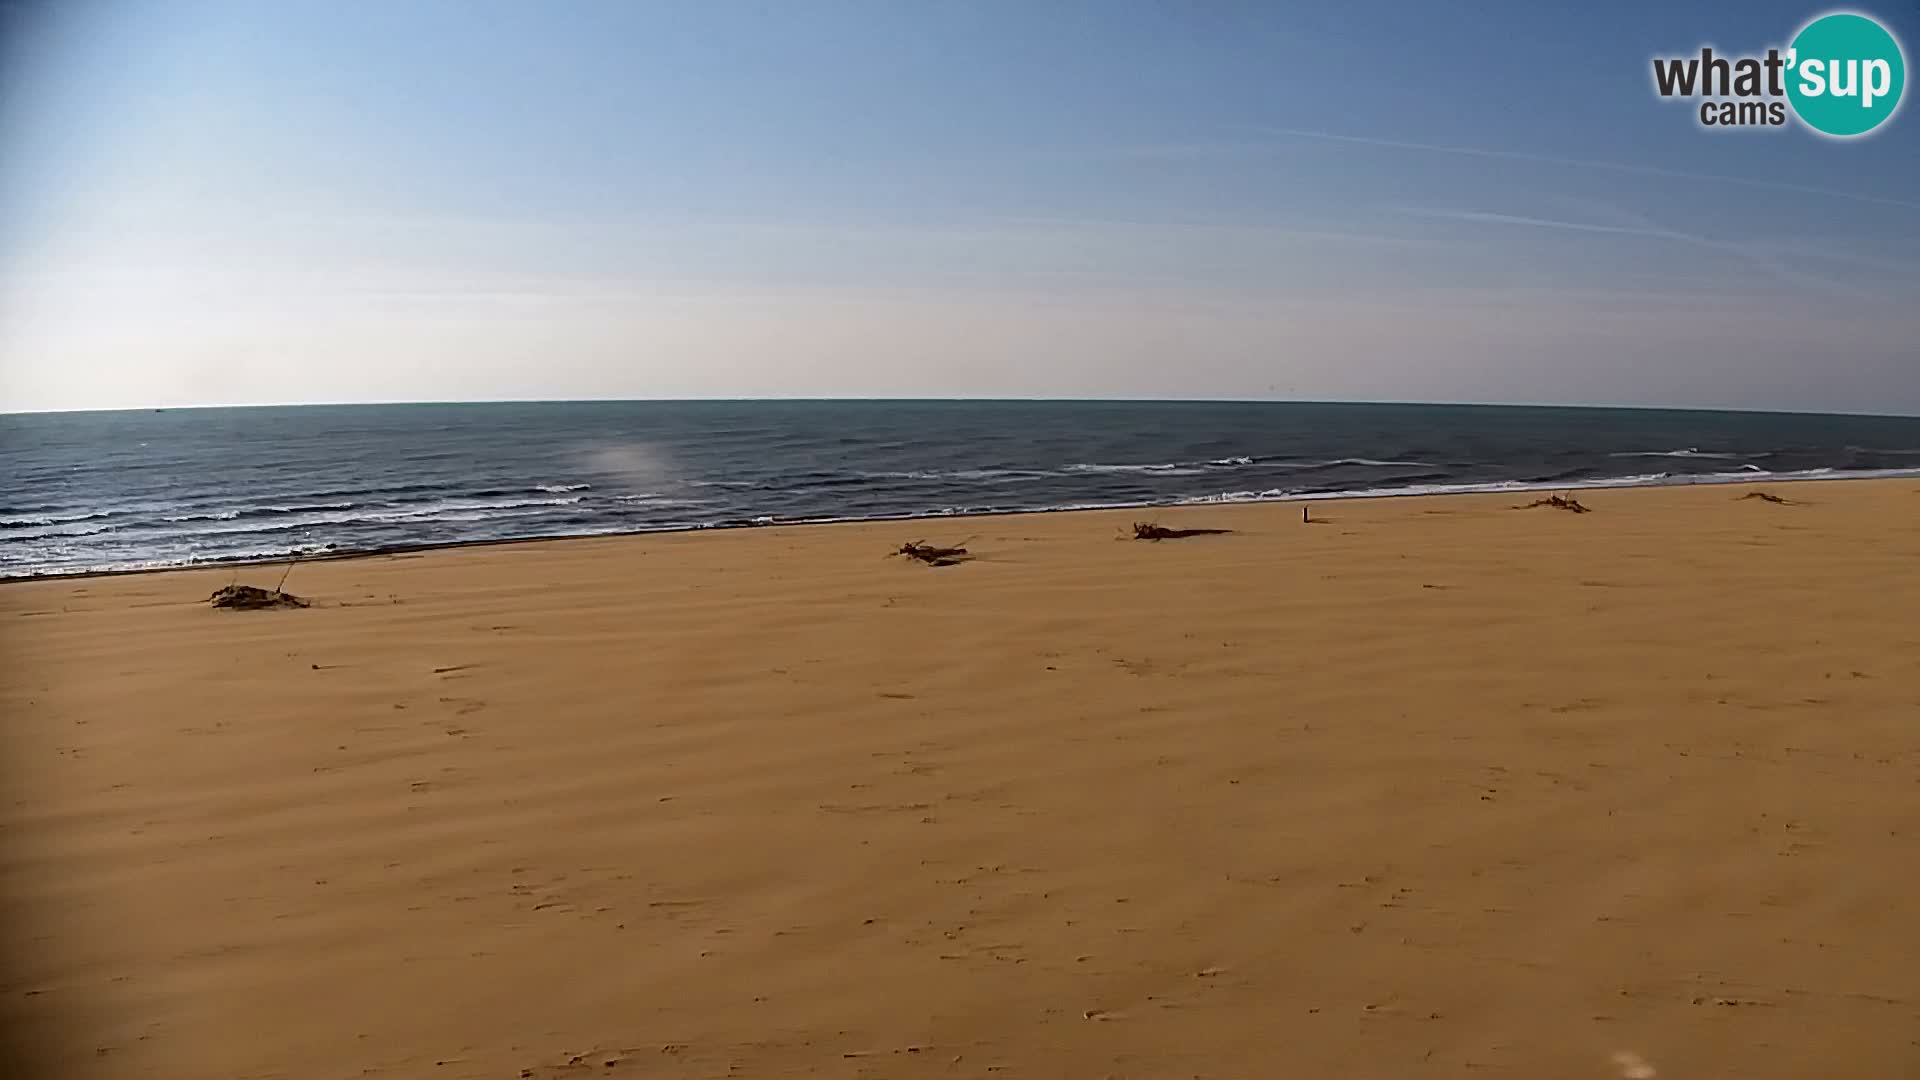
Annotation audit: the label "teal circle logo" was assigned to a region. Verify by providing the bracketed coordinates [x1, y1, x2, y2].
[1786, 12, 1906, 137]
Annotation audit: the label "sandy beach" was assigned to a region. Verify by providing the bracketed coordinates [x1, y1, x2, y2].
[3, 478, 1917, 1079]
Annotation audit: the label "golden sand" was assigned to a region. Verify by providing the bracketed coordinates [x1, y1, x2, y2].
[3, 480, 1917, 1078]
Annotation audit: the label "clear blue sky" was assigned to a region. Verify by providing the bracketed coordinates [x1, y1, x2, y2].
[2, 0, 1917, 412]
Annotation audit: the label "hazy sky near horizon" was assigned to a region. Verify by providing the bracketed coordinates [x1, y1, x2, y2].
[2, 0, 1918, 414]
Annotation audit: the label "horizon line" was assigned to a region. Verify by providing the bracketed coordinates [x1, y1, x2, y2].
[5, 396, 1919, 421]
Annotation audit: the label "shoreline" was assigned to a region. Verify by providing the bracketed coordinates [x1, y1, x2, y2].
[5, 469, 1911, 585]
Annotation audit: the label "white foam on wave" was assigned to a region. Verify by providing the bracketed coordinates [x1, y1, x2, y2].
[1062, 456, 1432, 475]
[1067, 461, 1192, 474]
[14, 457, 1920, 579]
[860, 468, 1052, 483]
[866, 456, 1441, 483]
[610, 493, 706, 508]
[157, 501, 361, 524]
[536, 483, 592, 493]
[1609, 448, 1750, 460]
[1168, 464, 1920, 507]
[4, 556, 192, 579]
[328, 495, 589, 525]
[2, 521, 120, 540]
[1319, 457, 1436, 468]
[152, 494, 589, 536]
[0, 509, 114, 528]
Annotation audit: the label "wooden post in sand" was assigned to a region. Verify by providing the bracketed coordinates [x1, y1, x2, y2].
[275, 551, 300, 594]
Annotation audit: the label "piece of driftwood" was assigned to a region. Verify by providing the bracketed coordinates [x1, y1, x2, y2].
[209, 584, 310, 610]
[1739, 491, 1795, 505]
[893, 540, 971, 567]
[1514, 493, 1591, 514]
[1131, 522, 1233, 541]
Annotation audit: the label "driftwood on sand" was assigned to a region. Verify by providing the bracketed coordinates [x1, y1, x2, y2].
[893, 540, 972, 567]
[1514, 493, 1591, 514]
[208, 584, 310, 610]
[1740, 491, 1796, 505]
[1131, 522, 1233, 541]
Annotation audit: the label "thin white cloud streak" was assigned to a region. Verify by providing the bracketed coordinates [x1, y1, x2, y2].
[214, 208, 1415, 248]
[975, 215, 1411, 245]
[1246, 125, 1920, 214]
[3, 205, 1439, 314]
[1403, 208, 1683, 242]
[1541, 193, 1920, 281]
[1396, 206, 1879, 298]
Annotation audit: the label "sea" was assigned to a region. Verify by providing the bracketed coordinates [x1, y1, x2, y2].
[5, 400, 1920, 579]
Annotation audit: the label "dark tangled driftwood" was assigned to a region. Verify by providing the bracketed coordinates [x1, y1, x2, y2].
[209, 584, 309, 610]
[1131, 522, 1233, 541]
[893, 540, 972, 567]
[1514, 493, 1591, 514]
[1740, 491, 1795, 505]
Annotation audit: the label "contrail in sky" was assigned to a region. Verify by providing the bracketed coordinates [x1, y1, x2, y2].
[1250, 125, 1920, 214]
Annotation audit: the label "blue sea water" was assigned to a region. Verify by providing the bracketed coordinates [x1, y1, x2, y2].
[4, 400, 1920, 578]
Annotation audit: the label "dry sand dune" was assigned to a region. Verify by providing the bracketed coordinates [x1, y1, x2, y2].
[3, 480, 1918, 1078]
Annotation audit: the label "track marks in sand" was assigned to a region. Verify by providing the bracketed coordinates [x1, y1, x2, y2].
[518, 1039, 963, 1079]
